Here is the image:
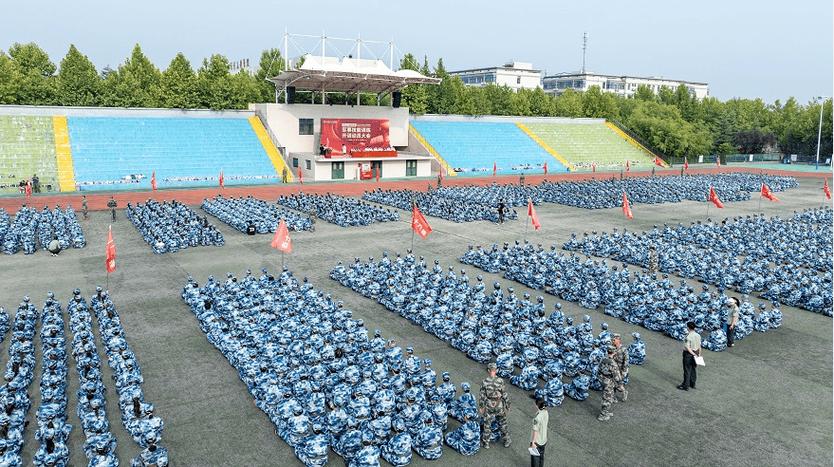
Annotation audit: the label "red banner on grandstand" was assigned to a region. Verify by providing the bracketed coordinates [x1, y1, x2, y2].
[320, 119, 396, 157]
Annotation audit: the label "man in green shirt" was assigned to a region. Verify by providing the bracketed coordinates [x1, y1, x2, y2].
[678, 321, 701, 391]
[530, 398, 548, 467]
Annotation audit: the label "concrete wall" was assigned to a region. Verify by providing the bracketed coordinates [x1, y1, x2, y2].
[294, 156, 431, 182]
[250, 103, 410, 154]
[0, 105, 254, 118]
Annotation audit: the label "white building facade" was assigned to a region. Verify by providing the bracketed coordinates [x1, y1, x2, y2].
[448, 62, 543, 91]
[542, 72, 709, 99]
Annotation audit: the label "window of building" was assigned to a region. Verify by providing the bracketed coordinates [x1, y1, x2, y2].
[485, 73, 496, 83]
[298, 118, 314, 135]
[406, 160, 417, 177]
[517, 76, 522, 84]
[331, 161, 344, 179]
[292, 157, 299, 168]
[305, 160, 312, 170]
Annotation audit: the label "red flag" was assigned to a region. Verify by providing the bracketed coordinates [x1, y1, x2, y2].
[297, 167, 303, 185]
[654, 157, 664, 167]
[543, 162, 548, 175]
[824, 179, 832, 199]
[622, 192, 633, 219]
[527, 199, 541, 230]
[684, 157, 689, 170]
[105, 225, 116, 273]
[592, 162, 596, 173]
[411, 204, 432, 239]
[493, 161, 497, 177]
[760, 183, 779, 202]
[271, 219, 292, 253]
[709, 186, 724, 208]
[219, 170, 224, 188]
[151, 171, 157, 191]
[626, 160, 630, 172]
[24, 181, 32, 198]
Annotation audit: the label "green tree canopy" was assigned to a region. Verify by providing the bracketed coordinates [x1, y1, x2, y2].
[57, 45, 100, 106]
[158, 53, 198, 109]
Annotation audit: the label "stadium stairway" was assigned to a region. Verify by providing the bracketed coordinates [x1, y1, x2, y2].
[523, 121, 657, 171]
[67, 116, 282, 191]
[410, 120, 568, 176]
[0, 116, 63, 194]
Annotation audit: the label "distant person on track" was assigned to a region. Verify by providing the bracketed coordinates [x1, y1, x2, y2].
[82, 195, 89, 220]
[282, 167, 288, 183]
[32, 174, 40, 193]
[107, 196, 118, 221]
[497, 200, 506, 224]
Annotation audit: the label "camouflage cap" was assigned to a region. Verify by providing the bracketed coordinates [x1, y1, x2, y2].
[487, 362, 498, 371]
[607, 345, 617, 353]
[611, 333, 621, 339]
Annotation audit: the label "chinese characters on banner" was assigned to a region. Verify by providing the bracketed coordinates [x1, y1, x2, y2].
[320, 119, 396, 157]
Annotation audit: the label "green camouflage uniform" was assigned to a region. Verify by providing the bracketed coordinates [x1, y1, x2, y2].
[478, 375, 511, 446]
[614, 345, 629, 401]
[598, 354, 621, 421]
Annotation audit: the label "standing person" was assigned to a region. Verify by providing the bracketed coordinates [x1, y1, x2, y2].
[479, 362, 511, 449]
[437, 173, 442, 188]
[530, 398, 548, 467]
[678, 322, 701, 391]
[81, 195, 89, 220]
[282, 167, 288, 184]
[725, 297, 740, 348]
[519, 173, 525, 186]
[597, 346, 620, 421]
[647, 245, 659, 275]
[611, 333, 629, 402]
[107, 196, 118, 221]
[497, 200, 506, 224]
[32, 174, 40, 193]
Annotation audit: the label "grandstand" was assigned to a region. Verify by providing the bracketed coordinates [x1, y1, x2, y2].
[524, 121, 656, 170]
[69, 116, 283, 191]
[410, 119, 568, 175]
[0, 116, 61, 194]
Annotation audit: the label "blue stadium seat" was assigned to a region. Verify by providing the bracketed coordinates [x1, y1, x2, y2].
[411, 121, 567, 175]
[68, 117, 278, 191]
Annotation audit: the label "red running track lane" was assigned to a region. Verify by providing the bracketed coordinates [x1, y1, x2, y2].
[1, 166, 830, 212]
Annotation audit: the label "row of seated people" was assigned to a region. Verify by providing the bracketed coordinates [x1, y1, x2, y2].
[126, 200, 224, 254]
[433, 183, 544, 208]
[330, 253, 646, 408]
[277, 193, 400, 227]
[90, 289, 167, 466]
[621, 210, 831, 273]
[68, 290, 119, 466]
[563, 226, 832, 314]
[461, 242, 784, 350]
[537, 173, 797, 209]
[362, 189, 515, 223]
[182, 269, 488, 465]
[201, 196, 314, 233]
[1, 206, 86, 255]
[35, 293, 72, 466]
[0, 297, 38, 465]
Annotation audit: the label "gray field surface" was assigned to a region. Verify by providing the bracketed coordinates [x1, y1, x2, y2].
[0, 178, 831, 467]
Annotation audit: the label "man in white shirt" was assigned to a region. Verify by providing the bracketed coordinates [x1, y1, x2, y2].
[678, 321, 701, 391]
[530, 398, 548, 467]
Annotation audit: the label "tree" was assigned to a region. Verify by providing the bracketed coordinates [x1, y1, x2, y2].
[0, 51, 22, 104]
[8, 42, 56, 104]
[581, 86, 619, 120]
[158, 53, 198, 109]
[732, 129, 776, 154]
[254, 48, 284, 103]
[399, 52, 429, 114]
[634, 84, 655, 102]
[56, 45, 101, 106]
[102, 44, 162, 107]
[552, 89, 584, 117]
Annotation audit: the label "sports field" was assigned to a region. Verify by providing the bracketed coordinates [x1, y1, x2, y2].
[1, 175, 831, 466]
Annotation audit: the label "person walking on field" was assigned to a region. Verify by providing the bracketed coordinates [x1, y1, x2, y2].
[497, 200, 506, 224]
[107, 196, 118, 221]
[530, 398, 548, 467]
[597, 346, 620, 421]
[612, 333, 629, 402]
[479, 362, 511, 449]
[678, 322, 701, 391]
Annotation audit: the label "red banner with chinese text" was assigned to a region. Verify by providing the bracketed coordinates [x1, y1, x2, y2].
[320, 118, 396, 157]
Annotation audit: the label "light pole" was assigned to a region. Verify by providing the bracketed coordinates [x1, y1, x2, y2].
[815, 96, 827, 170]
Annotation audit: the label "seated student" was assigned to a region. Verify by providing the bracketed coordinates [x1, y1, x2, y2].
[47, 235, 61, 257]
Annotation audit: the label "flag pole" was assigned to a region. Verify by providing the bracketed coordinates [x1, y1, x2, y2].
[411, 198, 416, 253]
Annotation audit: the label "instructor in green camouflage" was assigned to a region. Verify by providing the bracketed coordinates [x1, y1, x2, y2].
[479, 362, 512, 448]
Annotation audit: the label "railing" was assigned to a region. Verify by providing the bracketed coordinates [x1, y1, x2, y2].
[253, 109, 287, 160]
[610, 120, 669, 161]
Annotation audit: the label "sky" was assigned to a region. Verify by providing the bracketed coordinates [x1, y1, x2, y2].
[1, 0, 831, 103]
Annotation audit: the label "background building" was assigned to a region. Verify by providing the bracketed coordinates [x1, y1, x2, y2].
[449, 62, 542, 91]
[543, 72, 709, 99]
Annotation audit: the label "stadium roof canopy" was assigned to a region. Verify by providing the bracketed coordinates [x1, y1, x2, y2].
[268, 54, 440, 94]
